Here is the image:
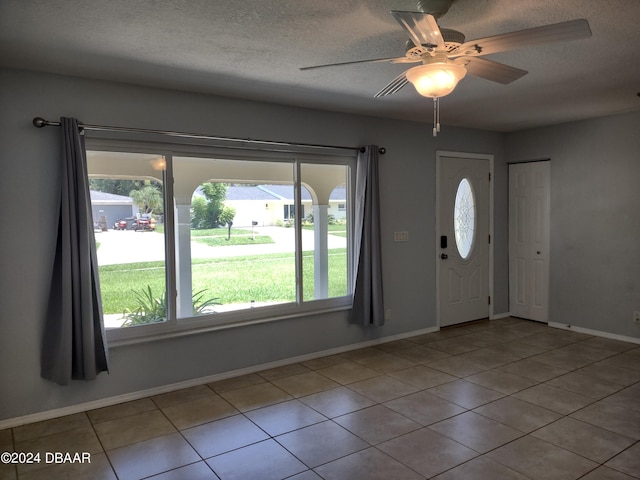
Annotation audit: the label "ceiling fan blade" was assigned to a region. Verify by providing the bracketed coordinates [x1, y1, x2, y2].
[390, 57, 423, 64]
[454, 19, 591, 57]
[300, 56, 407, 71]
[374, 72, 409, 98]
[456, 57, 528, 84]
[391, 11, 445, 49]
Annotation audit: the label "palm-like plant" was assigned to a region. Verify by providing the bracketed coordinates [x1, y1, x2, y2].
[121, 286, 220, 326]
[129, 184, 162, 215]
[121, 286, 166, 326]
[192, 289, 221, 314]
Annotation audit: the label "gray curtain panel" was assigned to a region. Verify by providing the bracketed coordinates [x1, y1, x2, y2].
[351, 145, 384, 326]
[41, 117, 109, 385]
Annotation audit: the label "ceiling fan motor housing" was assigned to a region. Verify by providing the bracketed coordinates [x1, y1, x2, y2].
[440, 28, 465, 46]
[405, 28, 465, 56]
[416, 0, 454, 18]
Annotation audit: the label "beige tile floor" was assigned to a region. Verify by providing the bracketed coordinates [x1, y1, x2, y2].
[2, 318, 639, 479]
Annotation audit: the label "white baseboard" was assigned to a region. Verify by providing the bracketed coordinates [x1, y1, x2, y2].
[491, 312, 511, 320]
[548, 322, 640, 345]
[1, 326, 438, 430]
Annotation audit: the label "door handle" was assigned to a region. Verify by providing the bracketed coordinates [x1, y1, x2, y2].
[440, 253, 448, 259]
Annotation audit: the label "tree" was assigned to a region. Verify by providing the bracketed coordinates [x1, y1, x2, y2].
[130, 184, 163, 215]
[190, 183, 228, 229]
[200, 183, 227, 222]
[191, 197, 209, 229]
[90, 178, 144, 196]
[219, 206, 236, 240]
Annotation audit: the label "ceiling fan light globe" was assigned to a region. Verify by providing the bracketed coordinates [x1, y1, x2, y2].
[406, 62, 466, 98]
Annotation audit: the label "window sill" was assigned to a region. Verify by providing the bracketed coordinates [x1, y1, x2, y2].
[106, 299, 352, 348]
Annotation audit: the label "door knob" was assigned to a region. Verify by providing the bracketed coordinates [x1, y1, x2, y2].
[440, 253, 448, 259]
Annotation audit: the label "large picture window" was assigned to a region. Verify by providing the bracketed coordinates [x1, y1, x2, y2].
[87, 144, 354, 340]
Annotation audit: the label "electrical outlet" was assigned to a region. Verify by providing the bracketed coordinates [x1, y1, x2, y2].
[393, 231, 409, 242]
[385, 309, 392, 321]
[634, 311, 640, 323]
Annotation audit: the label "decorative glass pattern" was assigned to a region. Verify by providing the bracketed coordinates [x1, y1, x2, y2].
[454, 178, 476, 259]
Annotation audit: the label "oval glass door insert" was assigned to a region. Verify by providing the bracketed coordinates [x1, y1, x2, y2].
[454, 177, 476, 259]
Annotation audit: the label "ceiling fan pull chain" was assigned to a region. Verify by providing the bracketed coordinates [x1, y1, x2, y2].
[433, 97, 441, 137]
[433, 97, 438, 136]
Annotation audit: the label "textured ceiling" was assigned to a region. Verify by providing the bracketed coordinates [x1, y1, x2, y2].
[1, 0, 639, 131]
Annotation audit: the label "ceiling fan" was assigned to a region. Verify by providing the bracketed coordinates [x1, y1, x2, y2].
[301, 0, 592, 135]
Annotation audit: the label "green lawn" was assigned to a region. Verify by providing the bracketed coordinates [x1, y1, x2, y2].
[155, 226, 255, 236]
[194, 235, 274, 247]
[192, 228, 280, 245]
[190, 227, 254, 237]
[98, 249, 347, 314]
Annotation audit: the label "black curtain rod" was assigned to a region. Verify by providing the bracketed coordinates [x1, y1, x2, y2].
[32, 117, 385, 155]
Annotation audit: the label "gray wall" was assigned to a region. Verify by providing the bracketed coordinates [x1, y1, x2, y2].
[0, 68, 508, 421]
[505, 111, 640, 338]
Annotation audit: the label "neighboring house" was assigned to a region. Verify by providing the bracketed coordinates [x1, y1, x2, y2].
[194, 184, 347, 227]
[90, 190, 136, 230]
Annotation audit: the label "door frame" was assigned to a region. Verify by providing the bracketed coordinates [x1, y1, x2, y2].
[435, 151, 495, 328]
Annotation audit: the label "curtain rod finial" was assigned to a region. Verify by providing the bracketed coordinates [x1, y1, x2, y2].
[33, 117, 47, 128]
[359, 146, 386, 154]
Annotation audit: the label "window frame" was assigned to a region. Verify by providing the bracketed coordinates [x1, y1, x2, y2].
[86, 138, 356, 345]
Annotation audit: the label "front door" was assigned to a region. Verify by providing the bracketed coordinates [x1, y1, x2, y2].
[437, 153, 491, 327]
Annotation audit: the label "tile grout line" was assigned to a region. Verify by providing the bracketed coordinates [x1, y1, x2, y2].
[85, 412, 120, 480]
[8, 319, 639, 479]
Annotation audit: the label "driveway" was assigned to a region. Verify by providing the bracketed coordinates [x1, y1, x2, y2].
[95, 226, 346, 265]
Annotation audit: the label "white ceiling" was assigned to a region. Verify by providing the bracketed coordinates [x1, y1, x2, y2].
[1, 0, 639, 131]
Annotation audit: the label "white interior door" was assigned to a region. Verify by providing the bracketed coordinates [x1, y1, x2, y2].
[509, 161, 550, 322]
[437, 154, 491, 327]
